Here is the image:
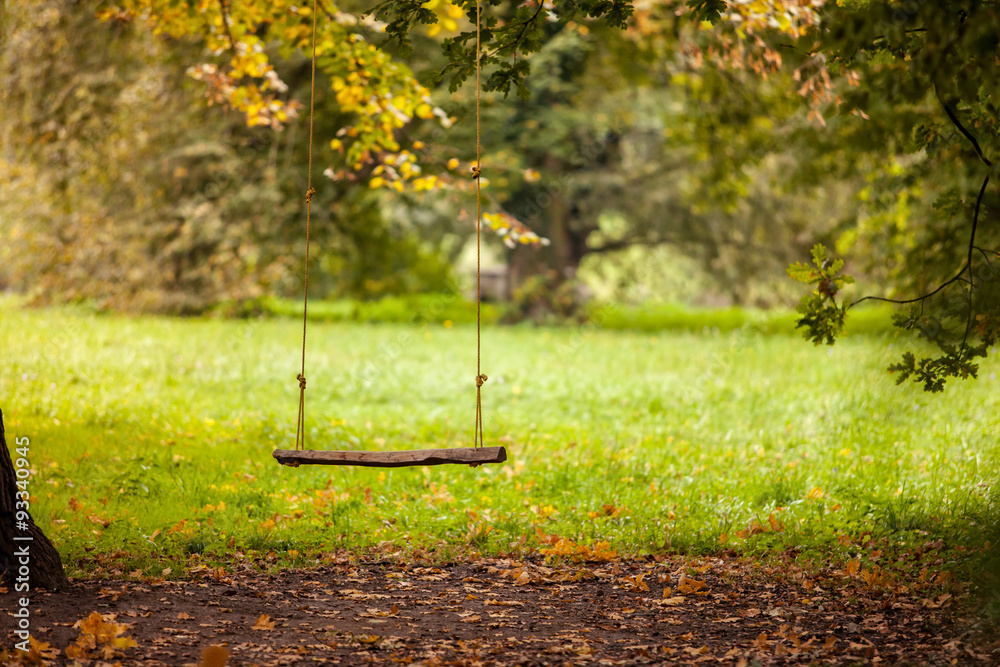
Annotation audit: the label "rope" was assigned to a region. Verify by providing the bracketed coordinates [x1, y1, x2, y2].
[472, 1, 487, 450]
[295, 0, 320, 451]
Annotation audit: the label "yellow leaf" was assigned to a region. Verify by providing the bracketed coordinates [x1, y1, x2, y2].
[252, 614, 276, 630]
[78, 611, 105, 635]
[845, 559, 861, 576]
[66, 645, 89, 660]
[369, 177, 385, 189]
[415, 103, 434, 119]
[447, 158, 460, 170]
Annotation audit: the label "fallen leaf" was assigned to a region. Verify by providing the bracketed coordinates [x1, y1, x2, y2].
[252, 614, 275, 630]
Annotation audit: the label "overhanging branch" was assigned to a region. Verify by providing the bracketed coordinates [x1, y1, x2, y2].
[849, 88, 993, 331]
[850, 173, 989, 308]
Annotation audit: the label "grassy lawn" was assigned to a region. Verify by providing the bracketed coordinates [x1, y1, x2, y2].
[2, 300, 997, 588]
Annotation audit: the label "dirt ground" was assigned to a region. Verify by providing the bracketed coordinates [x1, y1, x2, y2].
[2, 555, 997, 666]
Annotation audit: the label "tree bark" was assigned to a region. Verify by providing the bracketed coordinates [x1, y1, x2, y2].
[1, 408, 70, 590]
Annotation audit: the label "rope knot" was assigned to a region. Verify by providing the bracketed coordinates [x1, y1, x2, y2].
[476, 373, 488, 387]
[297, 373, 307, 390]
[305, 187, 316, 203]
[471, 165, 481, 179]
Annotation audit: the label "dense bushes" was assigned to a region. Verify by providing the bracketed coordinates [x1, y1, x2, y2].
[224, 294, 896, 337]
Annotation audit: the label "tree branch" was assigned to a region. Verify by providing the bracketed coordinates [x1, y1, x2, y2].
[850, 85, 993, 320]
[851, 173, 989, 308]
[218, 0, 237, 53]
[935, 86, 992, 167]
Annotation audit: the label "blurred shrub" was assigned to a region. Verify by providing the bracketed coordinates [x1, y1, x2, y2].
[502, 270, 585, 324]
[590, 302, 896, 336]
[219, 294, 499, 325]
[593, 303, 748, 333]
[218, 294, 894, 336]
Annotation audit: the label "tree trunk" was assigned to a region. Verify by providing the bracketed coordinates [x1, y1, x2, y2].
[1, 408, 70, 590]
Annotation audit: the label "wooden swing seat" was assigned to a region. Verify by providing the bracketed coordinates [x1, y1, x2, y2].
[273, 446, 507, 468]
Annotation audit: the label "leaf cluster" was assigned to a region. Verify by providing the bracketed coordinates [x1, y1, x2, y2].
[372, 0, 633, 97]
[787, 244, 855, 346]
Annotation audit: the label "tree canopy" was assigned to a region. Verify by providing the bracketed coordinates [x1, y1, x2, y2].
[1, 0, 997, 389]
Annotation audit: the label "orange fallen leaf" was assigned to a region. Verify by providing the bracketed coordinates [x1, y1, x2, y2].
[626, 574, 649, 592]
[678, 576, 708, 594]
[177, 612, 191, 620]
[252, 614, 275, 630]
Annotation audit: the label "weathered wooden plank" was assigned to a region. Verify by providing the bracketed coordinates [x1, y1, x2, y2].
[272, 446, 507, 468]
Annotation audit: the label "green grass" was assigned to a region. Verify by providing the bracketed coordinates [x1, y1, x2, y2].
[1, 299, 997, 590]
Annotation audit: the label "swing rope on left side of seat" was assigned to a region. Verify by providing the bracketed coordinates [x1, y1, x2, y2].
[274, 0, 506, 469]
[293, 0, 320, 455]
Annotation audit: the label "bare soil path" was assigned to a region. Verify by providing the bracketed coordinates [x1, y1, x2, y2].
[2, 556, 996, 665]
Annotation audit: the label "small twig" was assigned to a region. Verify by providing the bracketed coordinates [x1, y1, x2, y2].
[486, 0, 546, 58]
[218, 0, 237, 52]
[974, 247, 998, 271]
